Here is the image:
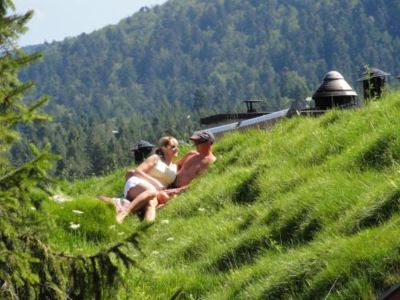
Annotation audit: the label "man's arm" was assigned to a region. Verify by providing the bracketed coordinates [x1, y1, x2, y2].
[164, 185, 189, 196]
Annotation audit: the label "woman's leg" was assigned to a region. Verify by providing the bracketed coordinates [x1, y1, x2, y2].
[116, 185, 157, 223]
[143, 198, 158, 222]
[97, 196, 129, 213]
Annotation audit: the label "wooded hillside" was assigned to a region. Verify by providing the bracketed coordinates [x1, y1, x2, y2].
[16, 0, 400, 177]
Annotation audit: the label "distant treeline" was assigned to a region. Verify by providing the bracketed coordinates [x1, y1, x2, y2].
[16, 0, 400, 178]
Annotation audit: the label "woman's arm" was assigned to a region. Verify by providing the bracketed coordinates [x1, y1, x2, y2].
[134, 170, 164, 191]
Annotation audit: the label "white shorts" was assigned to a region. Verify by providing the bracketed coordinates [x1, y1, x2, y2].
[124, 176, 149, 198]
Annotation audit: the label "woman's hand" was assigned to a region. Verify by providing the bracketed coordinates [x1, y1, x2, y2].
[156, 191, 170, 204]
[154, 181, 164, 191]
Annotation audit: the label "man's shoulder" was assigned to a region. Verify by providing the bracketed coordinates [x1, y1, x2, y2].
[177, 151, 198, 167]
[183, 151, 199, 159]
[187, 150, 199, 155]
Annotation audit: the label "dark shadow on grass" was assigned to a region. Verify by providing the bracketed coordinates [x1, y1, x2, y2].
[348, 190, 400, 234]
[357, 133, 396, 170]
[301, 218, 322, 242]
[170, 288, 185, 300]
[236, 215, 254, 231]
[264, 208, 281, 225]
[269, 209, 322, 246]
[181, 242, 207, 263]
[232, 173, 260, 205]
[207, 238, 272, 273]
[260, 269, 311, 299]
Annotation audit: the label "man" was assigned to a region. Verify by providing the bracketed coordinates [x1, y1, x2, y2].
[164, 130, 216, 196]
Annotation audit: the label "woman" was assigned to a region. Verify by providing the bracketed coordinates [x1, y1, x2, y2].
[116, 136, 179, 223]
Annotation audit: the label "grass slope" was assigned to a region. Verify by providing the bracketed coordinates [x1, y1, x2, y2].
[47, 91, 400, 299]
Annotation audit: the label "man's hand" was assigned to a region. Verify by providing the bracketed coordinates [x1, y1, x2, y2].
[164, 189, 179, 196]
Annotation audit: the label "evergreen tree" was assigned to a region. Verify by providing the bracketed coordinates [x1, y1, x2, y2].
[1, 3, 145, 298]
[0, 1, 59, 297]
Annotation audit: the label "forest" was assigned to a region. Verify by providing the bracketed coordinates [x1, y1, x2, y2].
[13, 0, 400, 178]
[2, 0, 400, 298]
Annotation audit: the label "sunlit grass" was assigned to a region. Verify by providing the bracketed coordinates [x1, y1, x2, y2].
[41, 91, 400, 298]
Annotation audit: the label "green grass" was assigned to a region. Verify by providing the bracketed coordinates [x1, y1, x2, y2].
[39, 169, 141, 255]
[39, 91, 400, 298]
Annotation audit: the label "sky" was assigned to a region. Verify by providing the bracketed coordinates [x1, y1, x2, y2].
[14, 0, 168, 46]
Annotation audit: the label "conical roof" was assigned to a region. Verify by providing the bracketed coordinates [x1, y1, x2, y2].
[357, 68, 391, 81]
[313, 71, 357, 98]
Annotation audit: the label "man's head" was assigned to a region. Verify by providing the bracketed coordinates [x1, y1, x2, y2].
[190, 130, 215, 145]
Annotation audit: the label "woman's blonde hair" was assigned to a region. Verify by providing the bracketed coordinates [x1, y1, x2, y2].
[155, 136, 178, 157]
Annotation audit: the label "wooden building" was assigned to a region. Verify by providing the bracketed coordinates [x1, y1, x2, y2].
[312, 71, 358, 110]
[358, 68, 390, 99]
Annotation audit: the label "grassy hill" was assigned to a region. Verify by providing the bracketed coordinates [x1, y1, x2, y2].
[46, 91, 400, 299]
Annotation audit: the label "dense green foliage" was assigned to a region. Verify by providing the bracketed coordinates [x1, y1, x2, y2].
[48, 91, 400, 299]
[0, 1, 57, 297]
[4, 0, 400, 297]
[15, 0, 400, 178]
[0, 3, 147, 299]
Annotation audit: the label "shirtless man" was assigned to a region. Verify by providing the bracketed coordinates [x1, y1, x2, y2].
[164, 130, 216, 196]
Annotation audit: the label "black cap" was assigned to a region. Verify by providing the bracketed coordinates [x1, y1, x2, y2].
[190, 130, 215, 144]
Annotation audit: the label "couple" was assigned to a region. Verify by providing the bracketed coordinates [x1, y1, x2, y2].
[102, 130, 216, 223]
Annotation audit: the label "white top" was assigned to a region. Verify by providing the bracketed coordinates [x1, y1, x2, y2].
[147, 158, 177, 188]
